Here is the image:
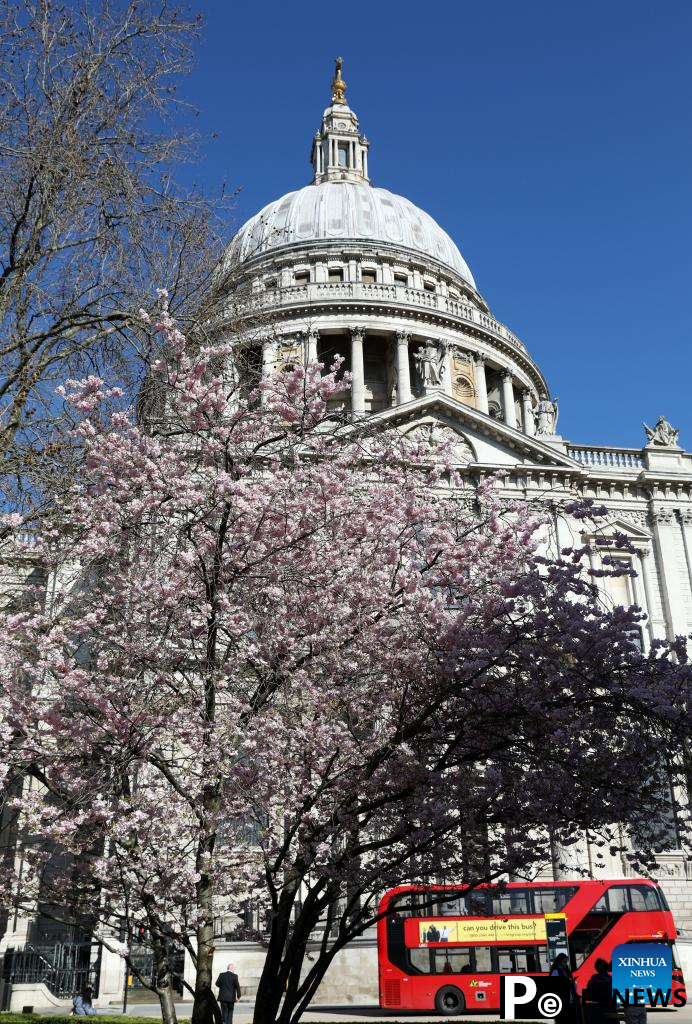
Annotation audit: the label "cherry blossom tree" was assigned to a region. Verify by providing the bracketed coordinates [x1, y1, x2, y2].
[0, 308, 690, 1024]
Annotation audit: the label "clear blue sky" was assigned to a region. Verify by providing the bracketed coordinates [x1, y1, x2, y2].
[179, 0, 691, 448]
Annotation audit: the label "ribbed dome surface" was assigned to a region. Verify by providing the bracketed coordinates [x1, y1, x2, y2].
[228, 182, 475, 287]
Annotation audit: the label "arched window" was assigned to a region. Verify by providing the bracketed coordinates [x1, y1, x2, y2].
[453, 375, 476, 407]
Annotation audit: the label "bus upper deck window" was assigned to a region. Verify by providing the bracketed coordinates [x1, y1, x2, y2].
[532, 887, 578, 913]
[491, 889, 530, 915]
[629, 884, 664, 911]
[466, 892, 489, 915]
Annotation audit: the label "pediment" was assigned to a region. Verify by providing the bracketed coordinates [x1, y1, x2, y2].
[580, 515, 652, 545]
[367, 393, 584, 472]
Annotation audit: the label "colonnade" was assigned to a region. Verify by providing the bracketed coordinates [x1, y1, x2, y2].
[260, 330, 538, 434]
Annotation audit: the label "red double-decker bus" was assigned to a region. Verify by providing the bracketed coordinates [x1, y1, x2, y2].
[378, 879, 685, 1014]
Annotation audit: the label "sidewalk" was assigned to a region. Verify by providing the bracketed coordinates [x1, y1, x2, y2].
[105, 1000, 691, 1023]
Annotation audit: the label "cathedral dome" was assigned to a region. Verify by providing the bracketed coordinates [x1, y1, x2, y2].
[228, 182, 476, 289]
[221, 60, 549, 420]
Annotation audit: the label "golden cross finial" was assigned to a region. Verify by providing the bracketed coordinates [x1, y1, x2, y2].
[331, 56, 347, 104]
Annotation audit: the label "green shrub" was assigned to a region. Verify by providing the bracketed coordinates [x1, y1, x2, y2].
[0, 1016, 185, 1024]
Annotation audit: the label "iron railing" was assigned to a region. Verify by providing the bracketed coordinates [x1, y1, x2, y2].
[2, 942, 101, 1003]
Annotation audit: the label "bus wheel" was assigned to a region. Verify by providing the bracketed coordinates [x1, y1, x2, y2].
[435, 985, 465, 1015]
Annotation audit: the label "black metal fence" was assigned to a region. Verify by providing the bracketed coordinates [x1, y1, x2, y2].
[1, 942, 101, 1005]
[127, 947, 185, 994]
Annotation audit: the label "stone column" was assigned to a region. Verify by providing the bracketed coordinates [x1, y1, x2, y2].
[474, 355, 489, 414]
[651, 507, 687, 638]
[443, 347, 454, 397]
[632, 548, 654, 648]
[638, 545, 667, 642]
[395, 331, 412, 405]
[501, 370, 516, 429]
[678, 509, 692, 612]
[521, 390, 535, 435]
[261, 339, 275, 380]
[304, 330, 318, 366]
[350, 327, 366, 417]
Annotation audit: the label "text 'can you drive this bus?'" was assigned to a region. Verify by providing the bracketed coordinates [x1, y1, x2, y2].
[378, 879, 686, 1015]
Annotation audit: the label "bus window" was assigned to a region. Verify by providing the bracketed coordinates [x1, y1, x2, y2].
[473, 946, 493, 972]
[495, 947, 548, 973]
[409, 947, 473, 975]
[491, 889, 530, 915]
[594, 886, 629, 913]
[594, 884, 663, 913]
[438, 896, 465, 916]
[390, 894, 414, 917]
[532, 887, 578, 913]
[409, 948, 436, 974]
[417, 892, 444, 916]
[466, 891, 490, 915]
[629, 885, 662, 911]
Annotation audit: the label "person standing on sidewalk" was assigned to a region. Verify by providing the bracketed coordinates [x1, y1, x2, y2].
[216, 963, 242, 1024]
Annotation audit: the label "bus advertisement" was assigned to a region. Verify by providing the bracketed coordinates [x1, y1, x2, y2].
[377, 879, 686, 1015]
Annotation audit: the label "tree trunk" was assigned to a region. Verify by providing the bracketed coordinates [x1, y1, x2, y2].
[158, 983, 179, 1024]
[253, 893, 297, 1024]
[191, 877, 221, 1024]
[151, 925, 178, 1024]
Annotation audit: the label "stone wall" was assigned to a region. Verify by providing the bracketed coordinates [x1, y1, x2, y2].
[207, 932, 379, 1006]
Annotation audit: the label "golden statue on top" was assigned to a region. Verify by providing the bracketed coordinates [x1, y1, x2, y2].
[331, 57, 347, 104]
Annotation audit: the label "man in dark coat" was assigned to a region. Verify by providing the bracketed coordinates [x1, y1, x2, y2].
[215, 963, 242, 1024]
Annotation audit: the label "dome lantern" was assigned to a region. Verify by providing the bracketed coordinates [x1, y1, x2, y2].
[311, 58, 370, 186]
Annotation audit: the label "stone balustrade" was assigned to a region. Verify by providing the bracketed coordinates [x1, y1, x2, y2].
[567, 445, 644, 471]
[249, 281, 529, 355]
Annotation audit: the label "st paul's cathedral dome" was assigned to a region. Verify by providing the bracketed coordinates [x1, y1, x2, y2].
[224, 58, 558, 444]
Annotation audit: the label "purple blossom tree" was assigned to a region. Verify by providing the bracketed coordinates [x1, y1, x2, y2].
[0, 308, 690, 1024]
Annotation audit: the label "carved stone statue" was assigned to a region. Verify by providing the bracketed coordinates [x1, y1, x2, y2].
[644, 415, 679, 448]
[413, 342, 446, 390]
[533, 394, 559, 436]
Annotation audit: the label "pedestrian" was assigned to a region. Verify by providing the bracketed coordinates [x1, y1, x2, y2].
[72, 985, 97, 1016]
[584, 958, 614, 1024]
[216, 963, 242, 1024]
[623, 996, 647, 1024]
[550, 953, 578, 1023]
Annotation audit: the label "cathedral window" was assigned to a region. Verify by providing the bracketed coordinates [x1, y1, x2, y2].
[394, 273, 408, 286]
[453, 375, 475, 406]
[294, 270, 310, 285]
[337, 142, 349, 167]
[328, 267, 344, 283]
[265, 278, 277, 290]
[423, 279, 436, 293]
[361, 268, 377, 284]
